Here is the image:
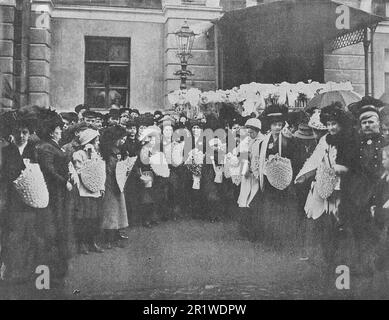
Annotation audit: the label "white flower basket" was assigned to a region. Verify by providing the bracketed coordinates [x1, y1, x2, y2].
[80, 159, 106, 193]
[13, 163, 49, 208]
[316, 164, 337, 199]
[265, 154, 293, 191]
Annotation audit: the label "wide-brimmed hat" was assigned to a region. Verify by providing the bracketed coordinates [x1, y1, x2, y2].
[293, 123, 315, 140]
[244, 118, 262, 131]
[79, 128, 99, 146]
[262, 104, 288, 124]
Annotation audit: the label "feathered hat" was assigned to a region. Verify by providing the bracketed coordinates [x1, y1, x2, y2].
[261, 103, 288, 124]
[189, 118, 205, 130]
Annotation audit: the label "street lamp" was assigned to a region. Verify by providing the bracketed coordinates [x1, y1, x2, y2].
[174, 20, 196, 90]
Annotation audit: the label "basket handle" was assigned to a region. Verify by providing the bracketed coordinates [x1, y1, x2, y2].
[278, 132, 282, 157]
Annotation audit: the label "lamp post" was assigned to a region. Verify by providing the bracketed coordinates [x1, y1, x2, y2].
[174, 20, 196, 90]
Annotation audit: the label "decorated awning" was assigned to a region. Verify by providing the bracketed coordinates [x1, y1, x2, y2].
[216, 0, 386, 88]
[218, 0, 385, 50]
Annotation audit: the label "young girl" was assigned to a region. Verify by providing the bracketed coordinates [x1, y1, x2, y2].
[72, 128, 105, 254]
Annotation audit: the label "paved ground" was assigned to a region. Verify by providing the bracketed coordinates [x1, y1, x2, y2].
[1, 219, 387, 299]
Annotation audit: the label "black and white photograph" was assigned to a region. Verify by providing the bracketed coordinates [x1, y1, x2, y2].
[1, 0, 389, 304]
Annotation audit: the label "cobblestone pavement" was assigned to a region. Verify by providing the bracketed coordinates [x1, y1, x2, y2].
[1, 219, 387, 300]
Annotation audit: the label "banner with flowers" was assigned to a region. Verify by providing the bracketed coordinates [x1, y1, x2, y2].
[168, 81, 355, 118]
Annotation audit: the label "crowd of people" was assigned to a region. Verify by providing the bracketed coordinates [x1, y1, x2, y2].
[0, 96, 389, 292]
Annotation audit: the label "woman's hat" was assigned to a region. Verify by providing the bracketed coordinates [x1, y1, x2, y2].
[79, 128, 99, 146]
[244, 118, 262, 131]
[308, 110, 327, 131]
[262, 103, 288, 123]
[293, 123, 315, 140]
[320, 102, 352, 127]
[189, 118, 204, 129]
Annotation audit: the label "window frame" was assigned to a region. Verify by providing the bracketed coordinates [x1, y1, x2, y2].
[84, 36, 131, 110]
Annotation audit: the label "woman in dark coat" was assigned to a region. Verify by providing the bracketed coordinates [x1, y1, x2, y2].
[250, 104, 299, 248]
[0, 117, 44, 283]
[121, 118, 142, 226]
[295, 102, 359, 274]
[36, 111, 75, 281]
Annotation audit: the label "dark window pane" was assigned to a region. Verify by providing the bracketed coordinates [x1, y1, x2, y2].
[86, 88, 106, 109]
[86, 64, 106, 86]
[85, 38, 107, 61]
[109, 65, 128, 86]
[108, 89, 127, 108]
[108, 39, 129, 61]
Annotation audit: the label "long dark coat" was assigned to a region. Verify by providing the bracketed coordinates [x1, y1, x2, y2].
[249, 134, 300, 247]
[0, 141, 45, 282]
[36, 139, 75, 279]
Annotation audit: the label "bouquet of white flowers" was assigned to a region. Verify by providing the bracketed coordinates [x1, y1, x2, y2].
[185, 148, 204, 189]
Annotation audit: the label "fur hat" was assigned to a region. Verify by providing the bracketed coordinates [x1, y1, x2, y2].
[320, 102, 352, 127]
[31, 107, 64, 140]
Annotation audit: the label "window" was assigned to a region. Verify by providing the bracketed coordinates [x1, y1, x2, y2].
[85, 37, 131, 109]
[372, 0, 388, 16]
[386, 73, 389, 93]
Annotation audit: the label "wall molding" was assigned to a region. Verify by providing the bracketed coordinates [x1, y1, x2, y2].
[51, 3, 222, 24]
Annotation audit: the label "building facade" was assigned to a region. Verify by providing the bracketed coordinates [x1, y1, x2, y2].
[1, 0, 388, 112]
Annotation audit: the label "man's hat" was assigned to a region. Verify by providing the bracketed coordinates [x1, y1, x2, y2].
[83, 110, 97, 119]
[348, 96, 382, 121]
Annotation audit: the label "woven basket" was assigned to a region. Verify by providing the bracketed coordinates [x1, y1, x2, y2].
[265, 154, 293, 190]
[80, 159, 106, 193]
[13, 163, 49, 208]
[315, 164, 337, 199]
